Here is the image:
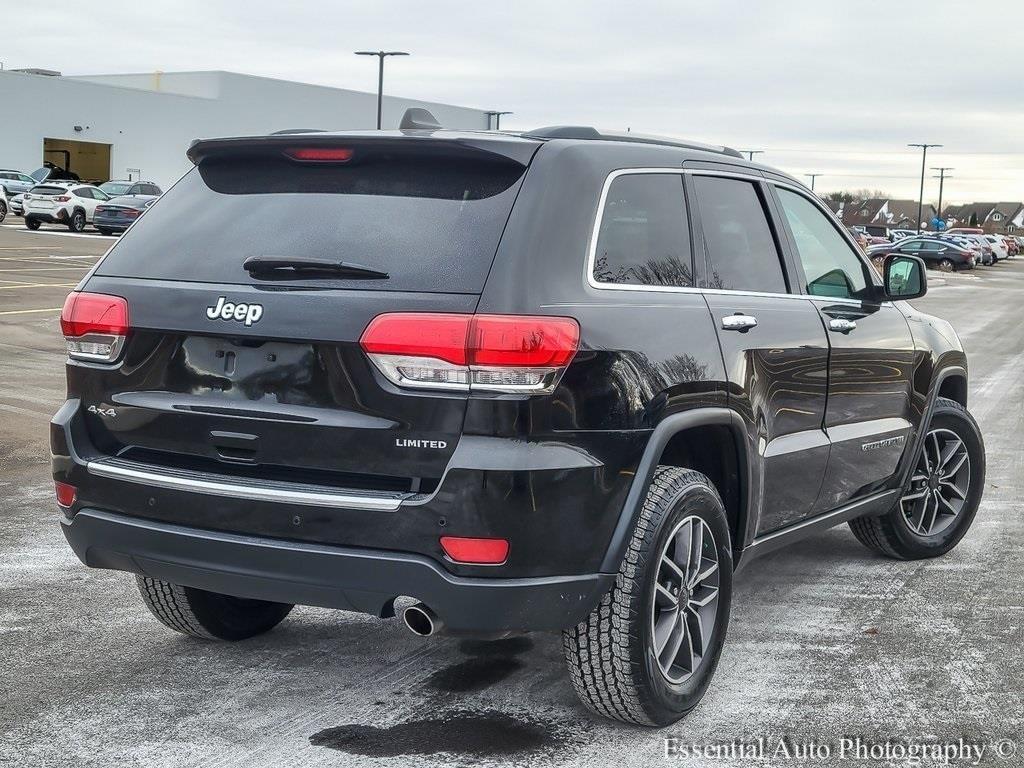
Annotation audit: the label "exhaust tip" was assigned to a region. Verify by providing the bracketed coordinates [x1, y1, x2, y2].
[403, 603, 439, 637]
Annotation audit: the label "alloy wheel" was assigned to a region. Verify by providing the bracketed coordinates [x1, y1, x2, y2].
[901, 428, 971, 537]
[650, 515, 720, 684]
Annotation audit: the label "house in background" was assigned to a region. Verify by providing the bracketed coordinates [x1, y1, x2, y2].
[943, 202, 1024, 234]
[841, 198, 937, 236]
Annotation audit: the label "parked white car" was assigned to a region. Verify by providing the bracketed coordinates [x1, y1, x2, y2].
[23, 182, 111, 232]
[890, 228, 917, 241]
[984, 234, 1009, 261]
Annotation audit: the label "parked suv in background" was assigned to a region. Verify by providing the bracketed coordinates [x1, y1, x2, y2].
[98, 179, 163, 198]
[24, 182, 111, 232]
[54, 118, 986, 726]
[0, 169, 39, 196]
[984, 234, 1009, 261]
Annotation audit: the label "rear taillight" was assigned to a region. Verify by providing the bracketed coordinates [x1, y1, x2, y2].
[360, 313, 580, 395]
[54, 195, 70, 202]
[55, 481, 77, 508]
[60, 292, 129, 363]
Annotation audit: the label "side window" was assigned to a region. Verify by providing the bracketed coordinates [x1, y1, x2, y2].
[776, 188, 870, 300]
[692, 176, 787, 293]
[74, 188, 94, 199]
[144, 185, 161, 195]
[900, 241, 922, 252]
[592, 173, 693, 288]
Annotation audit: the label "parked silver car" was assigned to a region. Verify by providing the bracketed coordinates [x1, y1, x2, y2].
[0, 169, 41, 196]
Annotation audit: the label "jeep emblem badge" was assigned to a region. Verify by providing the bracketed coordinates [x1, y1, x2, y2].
[206, 296, 264, 327]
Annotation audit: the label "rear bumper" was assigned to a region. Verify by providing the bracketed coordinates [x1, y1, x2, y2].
[61, 508, 613, 633]
[26, 209, 69, 223]
[93, 215, 130, 230]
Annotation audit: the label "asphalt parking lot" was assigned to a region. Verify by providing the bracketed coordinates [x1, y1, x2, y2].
[1, 223, 1021, 767]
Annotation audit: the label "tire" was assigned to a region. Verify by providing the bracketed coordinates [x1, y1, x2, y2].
[938, 258, 954, 272]
[68, 210, 86, 232]
[563, 467, 733, 726]
[136, 576, 293, 641]
[98, 227, 114, 236]
[25, 216, 41, 230]
[849, 397, 984, 560]
[0, 200, 6, 224]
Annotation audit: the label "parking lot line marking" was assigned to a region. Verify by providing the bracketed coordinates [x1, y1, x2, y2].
[0, 401, 55, 419]
[19, 230, 116, 239]
[0, 307, 63, 316]
[0, 247, 55, 251]
[0, 282, 77, 290]
[0, 267, 95, 272]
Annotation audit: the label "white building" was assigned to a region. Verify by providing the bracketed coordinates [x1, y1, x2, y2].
[0, 69, 491, 188]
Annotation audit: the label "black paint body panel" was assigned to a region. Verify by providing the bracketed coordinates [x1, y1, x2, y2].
[53, 133, 970, 631]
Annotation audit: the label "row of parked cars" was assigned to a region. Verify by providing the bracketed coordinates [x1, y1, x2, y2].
[0, 167, 162, 235]
[847, 226, 1020, 272]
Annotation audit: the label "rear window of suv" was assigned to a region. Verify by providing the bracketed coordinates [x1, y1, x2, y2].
[96, 143, 530, 293]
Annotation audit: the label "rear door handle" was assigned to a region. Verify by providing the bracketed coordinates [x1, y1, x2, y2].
[828, 318, 857, 333]
[721, 314, 758, 331]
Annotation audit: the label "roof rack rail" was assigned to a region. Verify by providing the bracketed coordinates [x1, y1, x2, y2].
[521, 126, 744, 159]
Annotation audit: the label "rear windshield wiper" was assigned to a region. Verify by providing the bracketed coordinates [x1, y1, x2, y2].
[243, 255, 389, 280]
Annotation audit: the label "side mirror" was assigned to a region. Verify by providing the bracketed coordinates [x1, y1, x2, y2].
[883, 254, 927, 300]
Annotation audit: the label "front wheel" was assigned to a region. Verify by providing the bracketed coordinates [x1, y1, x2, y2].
[563, 467, 732, 726]
[25, 216, 41, 230]
[849, 397, 985, 559]
[136, 576, 293, 640]
[0, 200, 7, 223]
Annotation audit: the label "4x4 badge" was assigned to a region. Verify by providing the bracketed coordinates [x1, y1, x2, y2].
[206, 297, 264, 327]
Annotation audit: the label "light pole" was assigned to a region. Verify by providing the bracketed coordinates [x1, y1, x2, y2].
[804, 173, 822, 192]
[742, 150, 764, 162]
[931, 166, 954, 224]
[354, 50, 409, 129]
[485, 111, 513, 131]
[908, 143, 942, 232]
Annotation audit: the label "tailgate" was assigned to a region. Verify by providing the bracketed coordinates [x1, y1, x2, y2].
[74, 134, 538, 492]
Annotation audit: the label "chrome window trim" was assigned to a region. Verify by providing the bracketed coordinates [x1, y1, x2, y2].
[584, 167, 888, 308]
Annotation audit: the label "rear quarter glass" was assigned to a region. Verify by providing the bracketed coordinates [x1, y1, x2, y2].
[95, 146, 529, 294]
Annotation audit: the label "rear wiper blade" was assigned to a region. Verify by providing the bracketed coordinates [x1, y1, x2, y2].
[243, 255, 389, 280]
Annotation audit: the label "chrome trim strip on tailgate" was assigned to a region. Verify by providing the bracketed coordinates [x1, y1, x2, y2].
[86, 458, 405, 511]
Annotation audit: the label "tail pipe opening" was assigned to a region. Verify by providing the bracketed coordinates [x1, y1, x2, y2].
[402, 603, 444, 637]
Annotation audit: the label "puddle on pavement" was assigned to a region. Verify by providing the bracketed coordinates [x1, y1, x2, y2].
[424, 636, 535, 693]
[309, 709, 555, 758]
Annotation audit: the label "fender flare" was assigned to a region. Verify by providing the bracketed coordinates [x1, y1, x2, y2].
[895, 365, 968, 490]
[598, 407, 750, 573]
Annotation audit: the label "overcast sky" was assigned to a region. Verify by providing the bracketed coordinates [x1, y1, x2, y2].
[6, 0, 1022, 202]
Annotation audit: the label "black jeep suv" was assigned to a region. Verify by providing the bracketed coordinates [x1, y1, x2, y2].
[54, 118, 985, 726]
